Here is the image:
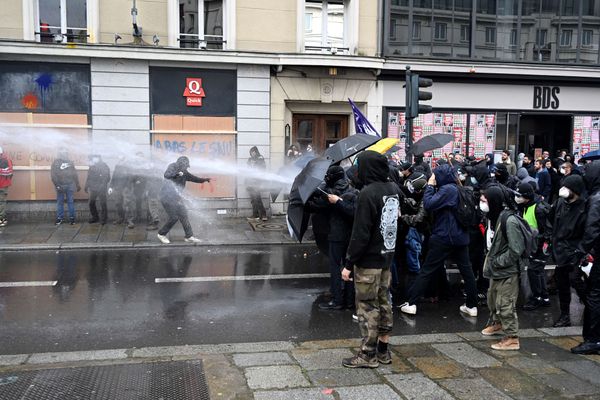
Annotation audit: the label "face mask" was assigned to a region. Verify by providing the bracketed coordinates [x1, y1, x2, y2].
[560, 168, 566, 175]
[470, 177, 478, 185]
[406, 181, 415, 193]
[515, 196, 527, 204]
[490, 173, 495, 178]
[480, 201, 490, 213]
[458, 173, 466, 182]
[559, 187, 571, 199]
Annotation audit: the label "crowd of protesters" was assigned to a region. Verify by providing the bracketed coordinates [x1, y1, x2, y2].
[307, 147, 600, 368]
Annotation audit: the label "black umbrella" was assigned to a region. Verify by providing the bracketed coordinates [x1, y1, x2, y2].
[291, 156, 332, 204]
[286, 186, 311, 242]
[407, 134, 453, 156]
[324, 134, 380, 164]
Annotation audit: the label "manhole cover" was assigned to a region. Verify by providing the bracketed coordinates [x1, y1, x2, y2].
[0, 360, 209, 400]
[247, 220, 286, 231]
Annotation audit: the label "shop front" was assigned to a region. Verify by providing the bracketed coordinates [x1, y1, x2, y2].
[381, 77, 600, 162]
[0, 61, 91, 202]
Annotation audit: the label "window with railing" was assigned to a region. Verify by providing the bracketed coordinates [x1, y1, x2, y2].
[37, 0, 87, 43]
[179, 0, 224, 49]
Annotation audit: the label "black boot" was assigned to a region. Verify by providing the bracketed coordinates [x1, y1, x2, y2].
[553, 313, 571, 327]
[571, 341, 600, 355]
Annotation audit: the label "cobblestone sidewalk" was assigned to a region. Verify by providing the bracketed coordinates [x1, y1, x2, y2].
[1, 326, 599, 399]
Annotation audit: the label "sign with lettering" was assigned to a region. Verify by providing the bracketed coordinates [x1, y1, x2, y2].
[152, 133, 236, 198]
[183, 78, 206, 107]
[533, 86, 560, 110]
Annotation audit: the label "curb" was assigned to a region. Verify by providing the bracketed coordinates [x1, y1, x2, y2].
[0, 240, 312, 252]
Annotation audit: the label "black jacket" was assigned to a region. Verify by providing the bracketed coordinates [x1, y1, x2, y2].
[51, 158, 79, 188]
[160, 162, 210, 201]
[109, 163, 128, 190]
[85, 161, 110, 192]
[546, 197, 587, 267]
[582, 161, 600, 257]
[309, 179, 358, 243]
[346, 151, 404, 269]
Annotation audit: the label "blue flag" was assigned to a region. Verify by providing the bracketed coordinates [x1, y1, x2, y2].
[349, 98, 380, 137]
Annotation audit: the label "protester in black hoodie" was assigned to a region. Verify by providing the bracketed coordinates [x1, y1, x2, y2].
[157, 156, 210, 244]
[341, 151, 404, 369]
[246, 146, 268, 221]
[85, 154, 110, 224]
[573, 161, 600, 354]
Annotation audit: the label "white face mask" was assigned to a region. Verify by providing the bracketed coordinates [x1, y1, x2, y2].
[458, 173, 466, 181]
[560, 168, 566, 175]
[406, 181, 415, 193]
[515, 196, 527, 204]
[559, 187, 571, 199]
[480, 201, 490, 213]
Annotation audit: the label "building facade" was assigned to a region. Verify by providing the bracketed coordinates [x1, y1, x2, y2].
[0, 0, 599, 217]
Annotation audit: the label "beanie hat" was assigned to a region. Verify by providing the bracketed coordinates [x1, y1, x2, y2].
[325, 165, 345, 186]
[399, 162, 412, 171]
[562, 175, 585, 196]
[516, 183, 534, 200]
[406, 172, 427, 192]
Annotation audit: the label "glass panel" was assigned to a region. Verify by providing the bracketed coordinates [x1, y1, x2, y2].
[475, 0, 497, 59]
[432, 0, 451, 57]
[325, 120, 342, 139]
[180, 0, 199, 48]
[305, 0, 323, 49]
[327, 1, 345, 48]
[66, 0, 86, 29]
[204, 0, 223, 49]
[495, 112, 508, 150]
[39, 0, 61, 28]
[388, 0, 408, 56]
[454, 0, 471, 58]
[297, 120, 314, 150]
[412, 0, 433, 57]
[496, 0, 519, 60]
[580, 0, 600, 64]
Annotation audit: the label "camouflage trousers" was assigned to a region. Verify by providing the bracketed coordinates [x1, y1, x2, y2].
[354, 267, 393, 354]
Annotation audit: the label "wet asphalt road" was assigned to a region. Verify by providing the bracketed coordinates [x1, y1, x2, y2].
[0, 245, 583, 355]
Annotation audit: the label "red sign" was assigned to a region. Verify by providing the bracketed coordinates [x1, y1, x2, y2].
[183, 78, 206, 107]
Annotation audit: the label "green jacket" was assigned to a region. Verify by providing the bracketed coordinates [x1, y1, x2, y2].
[483, 210, 526, 280]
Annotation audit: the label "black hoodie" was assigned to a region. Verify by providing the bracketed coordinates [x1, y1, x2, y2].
[346, 151, 404, 269]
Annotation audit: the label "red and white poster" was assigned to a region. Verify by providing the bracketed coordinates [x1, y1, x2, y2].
[573, 116, 600, 161]
[183, 78, 206, 107]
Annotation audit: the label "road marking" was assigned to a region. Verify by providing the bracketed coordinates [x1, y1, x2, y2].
[0, 281, 58, 288]
[155, 273, 329, 283]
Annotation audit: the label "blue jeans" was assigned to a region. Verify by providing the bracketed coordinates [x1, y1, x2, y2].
[405, 228, 423, 273]
[56, 183, 76, 220]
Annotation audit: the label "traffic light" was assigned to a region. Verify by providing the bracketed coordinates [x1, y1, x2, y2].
[405, 70, 433, 119]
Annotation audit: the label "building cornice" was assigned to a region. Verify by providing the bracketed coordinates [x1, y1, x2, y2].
[0, 40, 599, 80]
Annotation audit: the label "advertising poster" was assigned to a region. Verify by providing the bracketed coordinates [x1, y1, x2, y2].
[469, 113, 496, 159]
[573, 116, 600, 161]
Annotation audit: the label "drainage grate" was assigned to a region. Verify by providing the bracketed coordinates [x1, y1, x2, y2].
[0, 360, 210, 400]
[247, 220, 286, 232]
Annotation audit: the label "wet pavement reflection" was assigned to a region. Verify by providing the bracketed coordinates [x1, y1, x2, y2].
[0, 246, 583, 355]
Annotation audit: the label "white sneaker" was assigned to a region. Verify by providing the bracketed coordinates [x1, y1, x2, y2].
[352, 314, 358, 322]
[460, 304, 478, 317]
[400, 302, 417, 315]
[157, 234, 170, 244]
[184, 236, 201, 243]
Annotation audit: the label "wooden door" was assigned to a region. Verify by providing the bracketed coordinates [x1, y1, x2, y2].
[292, 114, 348, 154]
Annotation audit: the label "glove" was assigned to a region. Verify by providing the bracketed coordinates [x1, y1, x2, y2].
[177, 171, 184, 177]
[108, 187, 113, 195]
[55, 186, 62, 192]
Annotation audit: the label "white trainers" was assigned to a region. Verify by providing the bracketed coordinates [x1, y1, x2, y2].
[460, 304, 478, 317]
[352, 314, 358, 322]
[400, 302, 417, 315]
[157, 234, 170, 244]
[184, 236, 201, 243]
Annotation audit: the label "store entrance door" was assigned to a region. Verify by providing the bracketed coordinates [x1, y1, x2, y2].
[292, 114, 349, 154]
[519, 114, 572, 158]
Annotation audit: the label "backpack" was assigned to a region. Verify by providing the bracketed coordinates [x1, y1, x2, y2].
[455, 185, 479, 229]
[500, 211, 536, 258]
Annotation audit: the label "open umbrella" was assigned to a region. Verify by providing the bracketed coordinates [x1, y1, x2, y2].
[407, 134, 453, 156]
[291, 156, 332, 204]
[324, 134, 380, 164]
[367, 137, 399, 154]
[286, 186, 311, 241]
[582, 150, 600, 161]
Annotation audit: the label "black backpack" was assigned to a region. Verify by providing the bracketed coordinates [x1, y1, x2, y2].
[455, 185, 479, 229]
[500, 211, 536, 258]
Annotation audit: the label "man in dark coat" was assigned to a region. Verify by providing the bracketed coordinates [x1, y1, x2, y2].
[341, 151, 403, 368]
[157, 156, 210, 244]
[400, 163, 478, 318]
[246, 146, 268, 221]
[108, 156, 127, 225]
[85, 154, 110, 224]
[573, 161, 600, 354]
[313, 165, 359, 311]
[546, 175, 587, 327]
[535, 159, 552, 200]
[51, 148, 80, 225]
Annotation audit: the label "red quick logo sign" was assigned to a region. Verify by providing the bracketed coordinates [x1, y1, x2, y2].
[183, 78, 206, 107]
